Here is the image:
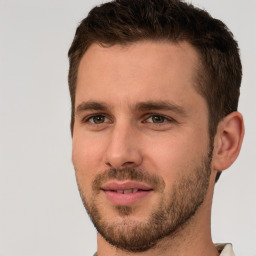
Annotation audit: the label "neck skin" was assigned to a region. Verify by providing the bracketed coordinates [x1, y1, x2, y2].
[96, 173, 219, 256]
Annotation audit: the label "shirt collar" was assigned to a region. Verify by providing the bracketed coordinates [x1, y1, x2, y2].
[215, 243, 235, 256]
[94, 243, 235, 256]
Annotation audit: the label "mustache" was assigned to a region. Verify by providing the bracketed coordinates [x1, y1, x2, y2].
[92, 167, 165, 193]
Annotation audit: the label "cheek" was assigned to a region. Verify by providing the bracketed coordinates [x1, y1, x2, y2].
[144, 128, 209, 180]
[72, 132, 107, 182]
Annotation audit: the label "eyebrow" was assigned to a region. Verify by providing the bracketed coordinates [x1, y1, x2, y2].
[75, 101, 108, 115]
[75, 100, 187, 117]
[134, 101, 187, 117]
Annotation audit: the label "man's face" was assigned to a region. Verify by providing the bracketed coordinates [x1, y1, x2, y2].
[72, 41, 214, 252]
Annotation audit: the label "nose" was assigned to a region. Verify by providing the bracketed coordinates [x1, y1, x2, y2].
[104, 122, 143, 169]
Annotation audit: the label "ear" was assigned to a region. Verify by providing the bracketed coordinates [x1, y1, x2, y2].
[212, 111, 244, 171]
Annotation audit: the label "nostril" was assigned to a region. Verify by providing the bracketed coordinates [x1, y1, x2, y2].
[105, 162, 113, 168]
[104, 148, 143, 170]
[104, 161, 137, 169]
[122, 161, 135, 167]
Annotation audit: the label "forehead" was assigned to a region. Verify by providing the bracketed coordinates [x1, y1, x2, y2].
[76, 40, 203, 109]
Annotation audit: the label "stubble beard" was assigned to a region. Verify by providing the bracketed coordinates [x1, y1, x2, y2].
[75, 151, 212, 253]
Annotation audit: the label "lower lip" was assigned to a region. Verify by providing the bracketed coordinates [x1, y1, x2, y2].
[103, 190, 152, 206]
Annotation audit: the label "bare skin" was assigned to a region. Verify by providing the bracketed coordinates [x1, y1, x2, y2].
[96, 178, 217, 256]
[72, 41, 244, 256]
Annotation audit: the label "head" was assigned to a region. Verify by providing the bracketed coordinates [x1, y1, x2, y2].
[68, 0, 243, 252]
[68, 0, 242, 137]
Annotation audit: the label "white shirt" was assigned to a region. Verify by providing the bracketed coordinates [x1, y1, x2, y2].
[216, 243, 235, 256]
[93, 243, 235, 256]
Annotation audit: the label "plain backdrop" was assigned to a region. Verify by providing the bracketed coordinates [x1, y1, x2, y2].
[0, 0, 255, 255]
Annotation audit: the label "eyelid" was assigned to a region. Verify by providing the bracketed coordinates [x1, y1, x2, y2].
[143, 113, 174, 123]
[81, 113, 111, 124]
[80, 112, 174, 125]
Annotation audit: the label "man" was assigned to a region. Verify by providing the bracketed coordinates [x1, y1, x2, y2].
[68, 0, 244, 255]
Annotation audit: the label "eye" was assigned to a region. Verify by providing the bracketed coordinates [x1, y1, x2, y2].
[146, 114, 170, 124]
[85, 114, 110, 124]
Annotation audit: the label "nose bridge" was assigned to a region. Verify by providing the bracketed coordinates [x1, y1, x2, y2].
[104, 119, 142, 169]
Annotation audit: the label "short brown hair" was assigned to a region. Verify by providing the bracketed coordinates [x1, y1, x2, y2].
[68, 0, 242, 181]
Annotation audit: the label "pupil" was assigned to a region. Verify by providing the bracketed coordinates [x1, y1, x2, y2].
[153, 115, 164, 123]
[93, 116, 104, 124]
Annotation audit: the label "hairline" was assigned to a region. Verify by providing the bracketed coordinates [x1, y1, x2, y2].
[71, 38, 212, 133]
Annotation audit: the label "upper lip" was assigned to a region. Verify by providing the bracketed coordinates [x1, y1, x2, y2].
[101, 181, 152, 191]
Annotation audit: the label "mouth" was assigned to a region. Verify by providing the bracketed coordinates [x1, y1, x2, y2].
[112, 188, 143, 194]
[101, 181, 153, 206]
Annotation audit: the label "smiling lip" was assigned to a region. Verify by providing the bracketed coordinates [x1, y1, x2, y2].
[101, 181, 153, 206]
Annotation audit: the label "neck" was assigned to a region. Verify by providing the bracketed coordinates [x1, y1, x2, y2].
[96, 214, 218, 256]
[96, 175, 219, 256]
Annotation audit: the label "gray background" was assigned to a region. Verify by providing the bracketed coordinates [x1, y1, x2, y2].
[0, 0, 255, 255]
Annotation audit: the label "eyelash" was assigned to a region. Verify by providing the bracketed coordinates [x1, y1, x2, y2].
[143, 114, 173, 124]
[82, 114, 111, 124]
[81, 113, 174, 126]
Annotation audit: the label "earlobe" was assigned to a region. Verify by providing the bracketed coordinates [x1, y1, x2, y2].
[212, 112, 244, 171]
